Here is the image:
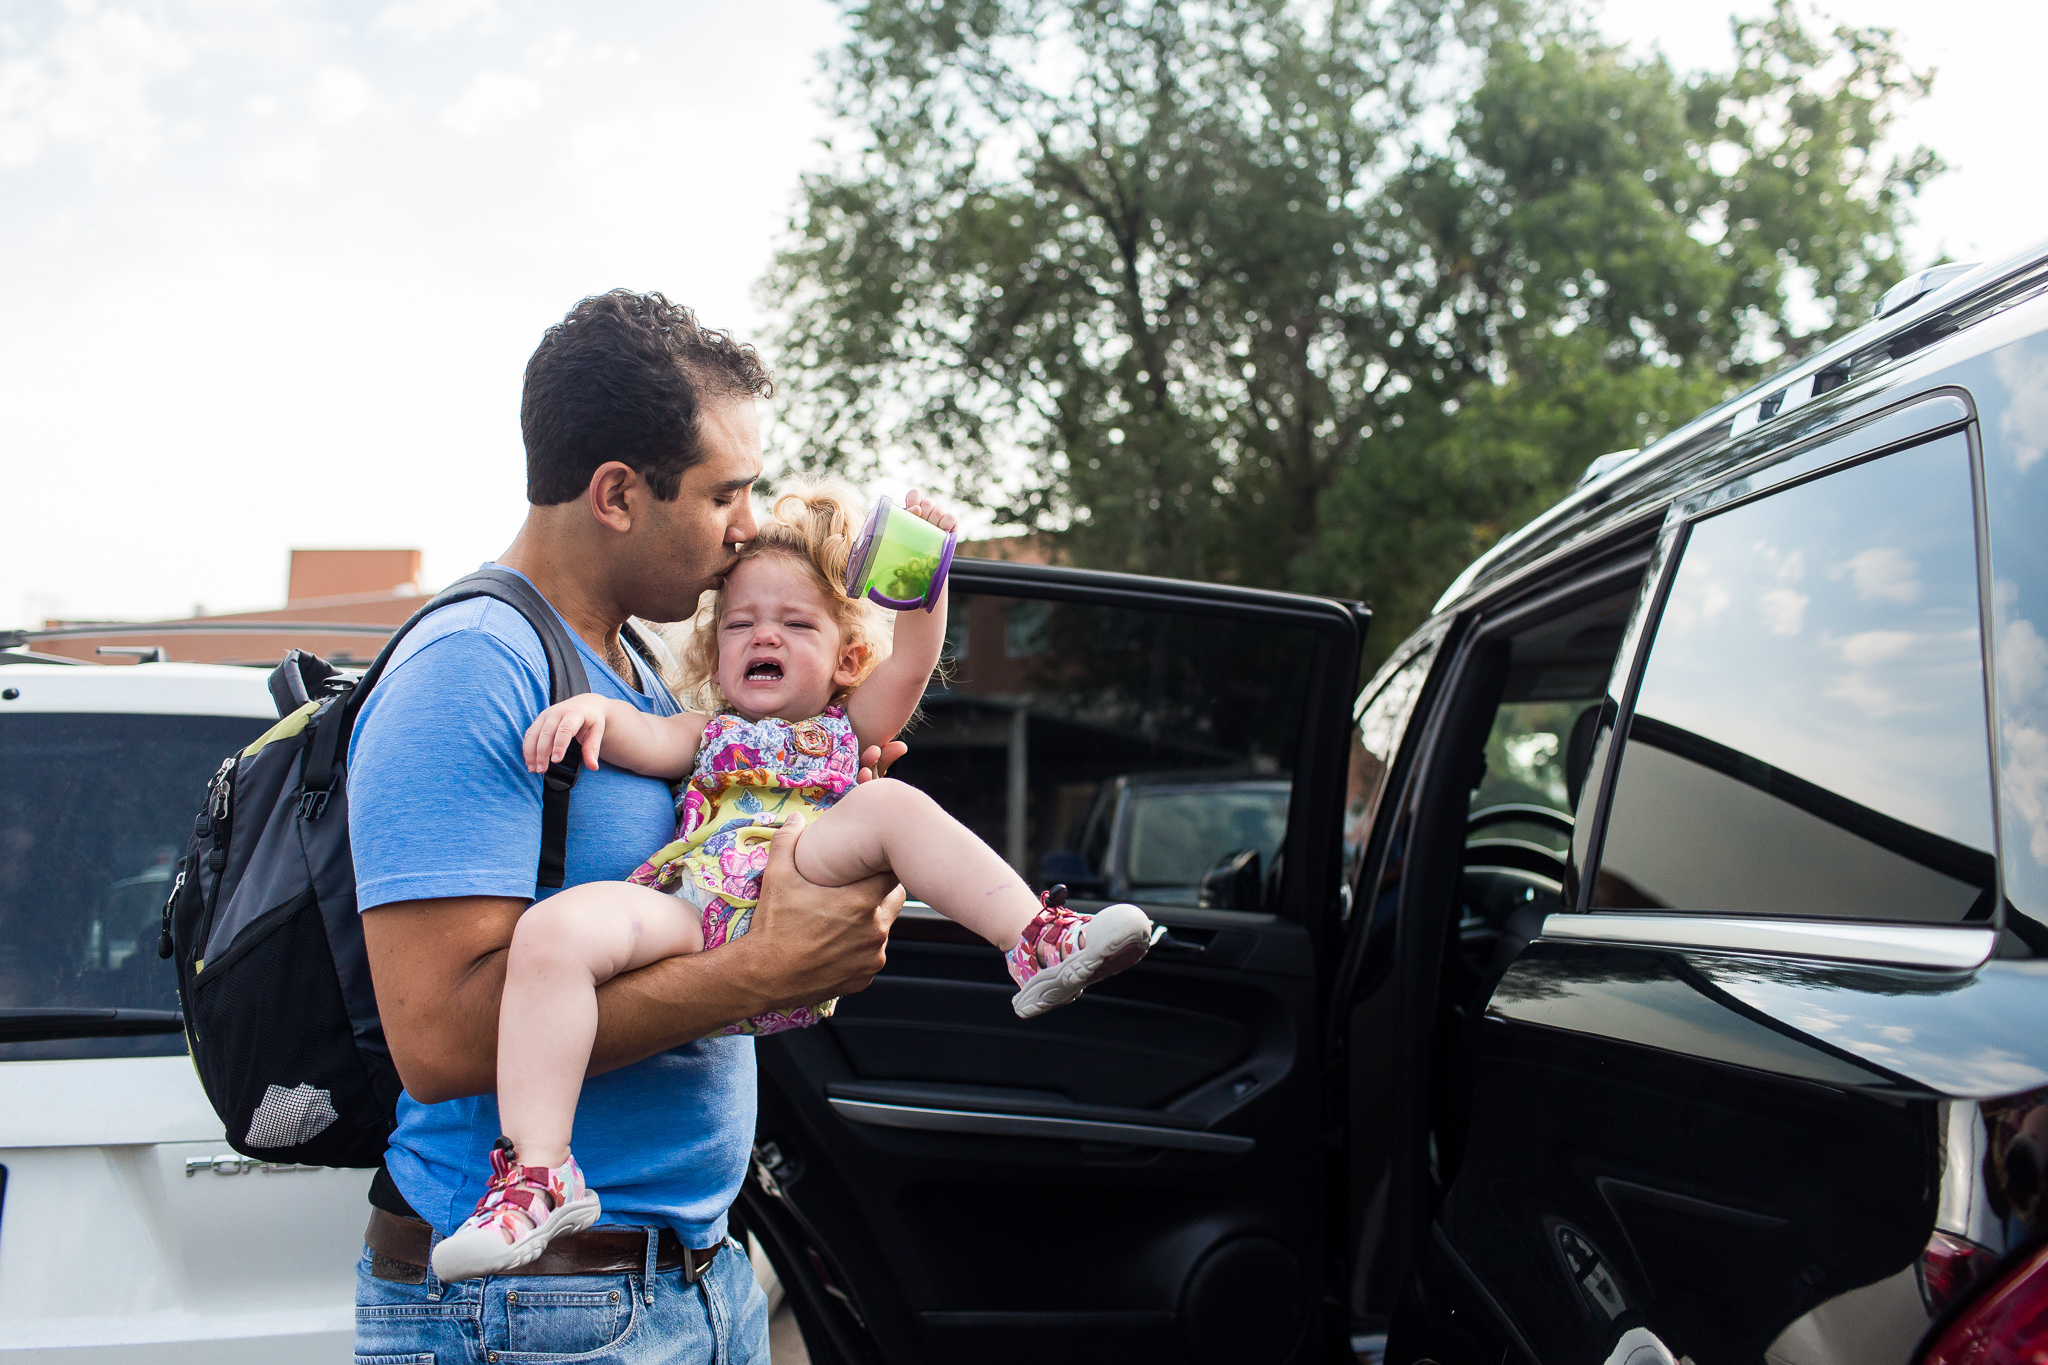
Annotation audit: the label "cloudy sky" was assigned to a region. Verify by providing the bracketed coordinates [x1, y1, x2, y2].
[3, 0, 2043, 629]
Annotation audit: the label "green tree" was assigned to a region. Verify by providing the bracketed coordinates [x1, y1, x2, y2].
[766, 0, 1941, 659]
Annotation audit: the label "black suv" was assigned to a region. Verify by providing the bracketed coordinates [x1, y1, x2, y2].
[739, 246, 2048, 1365]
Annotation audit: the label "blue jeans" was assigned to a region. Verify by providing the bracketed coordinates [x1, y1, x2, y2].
[353, 1233, 769, 1364]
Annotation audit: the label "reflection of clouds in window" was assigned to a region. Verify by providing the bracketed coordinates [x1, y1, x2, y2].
[1824, 670, 1910, 719]
[1995, 343, 2048, 474]
[1655, 556, 1730, 637]
[1756, 544, 1805, 584]
[1754, 543, 1809, 635]
[1992, 583, 2048, 868]
[1836, 629, 1920, 666]
[1823, 627, 1976, 719]
[1998, 613, 2048, 703]
[1835, 547, 1921, 605]
[1759, 588, 1808, 636]
[1633, 433, 1994, 850]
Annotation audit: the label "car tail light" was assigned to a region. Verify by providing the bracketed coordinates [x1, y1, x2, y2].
[1922, 1230, 2001, 1314]
[1919, 1240, 2048, 1365]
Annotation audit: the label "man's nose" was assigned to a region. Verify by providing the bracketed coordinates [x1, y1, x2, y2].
[728, 491, 759, 543]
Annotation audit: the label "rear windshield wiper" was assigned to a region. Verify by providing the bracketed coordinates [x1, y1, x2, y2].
[0, 1008, 184, 1043]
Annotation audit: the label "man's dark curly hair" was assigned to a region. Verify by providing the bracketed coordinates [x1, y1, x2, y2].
[521, 290, 774, 505]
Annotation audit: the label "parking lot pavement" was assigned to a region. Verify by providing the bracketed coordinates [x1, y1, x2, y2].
[749, 1236, 809, 1363]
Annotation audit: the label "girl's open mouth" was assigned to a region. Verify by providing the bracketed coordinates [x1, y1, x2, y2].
[744, 658, 784, 682]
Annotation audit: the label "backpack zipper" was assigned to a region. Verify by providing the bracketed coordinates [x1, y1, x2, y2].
[156, 860, 186, 960]
[192, 753, 237, 970]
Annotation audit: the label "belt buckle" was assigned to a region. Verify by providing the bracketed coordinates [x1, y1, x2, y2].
[680, 1239, 724, 1284]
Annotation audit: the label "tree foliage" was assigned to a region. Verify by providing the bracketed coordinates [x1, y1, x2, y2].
[766, 0, 1941, 657]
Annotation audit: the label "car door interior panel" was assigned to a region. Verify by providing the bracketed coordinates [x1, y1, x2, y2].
[739, 562, 1362, 1365]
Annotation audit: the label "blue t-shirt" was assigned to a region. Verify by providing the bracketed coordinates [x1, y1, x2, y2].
[347, 567, 753, 1247]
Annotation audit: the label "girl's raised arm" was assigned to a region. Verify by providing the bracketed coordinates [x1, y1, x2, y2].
[846, 491, 954, 753]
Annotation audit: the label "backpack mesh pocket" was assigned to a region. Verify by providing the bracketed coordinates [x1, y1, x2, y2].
[187, 888, 391, 1166]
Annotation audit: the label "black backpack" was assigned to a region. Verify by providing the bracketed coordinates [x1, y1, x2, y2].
[159, 568, 655, 1168]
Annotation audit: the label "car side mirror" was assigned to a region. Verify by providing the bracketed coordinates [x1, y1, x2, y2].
[1199, 847, 1262, 911]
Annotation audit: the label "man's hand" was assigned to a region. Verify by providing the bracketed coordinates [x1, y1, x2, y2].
[728, 813, 904, 1012]
[857, 740, 908, 784]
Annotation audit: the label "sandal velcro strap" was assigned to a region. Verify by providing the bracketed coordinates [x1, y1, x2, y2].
[496, 1186, 549, 1214]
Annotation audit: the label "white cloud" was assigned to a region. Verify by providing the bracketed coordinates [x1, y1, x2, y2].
[1753, 540, 1806, 584]
[1837, 629, 1918, 666]
[1834, 546, 1921, 605]
[371, 0, 497, 42]
[0, 7, 191, 170]
[1826, 669, 1912, 718]
[310, 67, 382, 128]
[1995, 340, 2048, 474]
[2000, 617, 2048, 707]
[1759, 587, 1808, 636]
[2002, 720, 2048, 866]
[1657, 558, 1729, 636]
[441, 70, 544, 138]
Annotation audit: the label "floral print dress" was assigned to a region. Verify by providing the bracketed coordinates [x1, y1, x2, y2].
[626, 705, 859, 1035]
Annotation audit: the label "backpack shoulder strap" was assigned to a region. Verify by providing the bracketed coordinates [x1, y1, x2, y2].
[304, 567, 597, 888]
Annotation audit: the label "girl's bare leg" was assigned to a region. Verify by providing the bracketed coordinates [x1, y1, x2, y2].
[793, 779, 1040, 947]
[496, 881, 704, 1169]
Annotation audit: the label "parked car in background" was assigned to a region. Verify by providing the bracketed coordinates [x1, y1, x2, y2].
[738, 242, 2048, 1365]
[0, 658, 370, 1362]
[1039, 771, 1292, 909]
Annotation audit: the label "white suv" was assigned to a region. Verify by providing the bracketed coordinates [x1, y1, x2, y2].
[0, 660, 368, 1362]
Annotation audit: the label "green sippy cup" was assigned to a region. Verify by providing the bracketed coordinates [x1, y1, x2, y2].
[844, 496, 957, 612]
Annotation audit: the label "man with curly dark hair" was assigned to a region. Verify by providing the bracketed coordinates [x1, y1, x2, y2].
[346, 290, 903, 1364]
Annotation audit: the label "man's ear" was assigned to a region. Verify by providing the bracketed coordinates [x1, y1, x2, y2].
[833, 638, 870, 689]
[586, 461, 639, 533]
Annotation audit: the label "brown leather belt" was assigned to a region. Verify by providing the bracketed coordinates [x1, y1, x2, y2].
[366, 1208, 719, 1283]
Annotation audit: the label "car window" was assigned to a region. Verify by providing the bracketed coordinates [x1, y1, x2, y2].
[899, 592, 1318, 911]
[1450, 587, 1639, 950]
[1123, 784, 1290, 892]
[0, 712, 267, 1060]
[1347, 642, 1438, 886]
[1590, 431, 1998, 920]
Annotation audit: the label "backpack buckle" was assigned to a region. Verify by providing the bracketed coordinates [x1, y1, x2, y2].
[298, 788, 332, 821]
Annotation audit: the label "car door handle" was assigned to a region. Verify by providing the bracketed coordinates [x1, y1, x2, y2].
[1149, 926, 1212, 957]
[827, 1098, 1255, 1154]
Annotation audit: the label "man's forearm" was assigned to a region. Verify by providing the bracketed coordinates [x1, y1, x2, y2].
[585, 938, 787, 1076]
[366, 867, 897, 1103]
[366, 898, 776, 1104]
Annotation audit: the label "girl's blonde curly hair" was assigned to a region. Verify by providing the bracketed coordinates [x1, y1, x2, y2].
[667, 478, 892, 714]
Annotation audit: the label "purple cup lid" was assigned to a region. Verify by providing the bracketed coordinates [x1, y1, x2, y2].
[846, 498, 889, 598]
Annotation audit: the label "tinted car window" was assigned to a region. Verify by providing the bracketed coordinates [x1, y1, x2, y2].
[1591, 432, 1998, 920]
[1347, 642, 1438, 885]
[1976, 330, 2048, 946]
[0, 712, 265, 1060]
[1124, 783, 1290, 890]
[896, 591, 1316, 909]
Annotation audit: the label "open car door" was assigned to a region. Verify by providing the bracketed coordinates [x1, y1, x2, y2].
[739, 558, 1365, 1365]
